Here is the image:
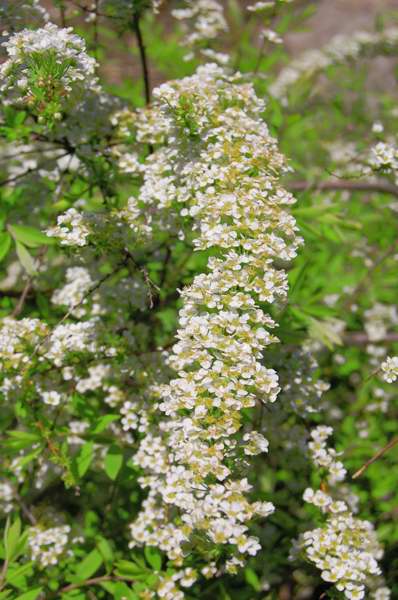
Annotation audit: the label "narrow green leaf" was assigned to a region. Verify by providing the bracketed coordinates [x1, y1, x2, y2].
[0, 232, 12, 262]
[96, 536, 113, 566]
[75, 549, 103, 581]
[114, 582, 139, 600]
[244, 567, 261, 591]
[8, 224, 55, 247]
[144, 546, 162, 571]
[115, 560, 147, 577]
[104, 446, 123, 481]
[5, 518, 21, 561]
[91, 414, 119, 434]
[75, 441, 94, 477]
[14, 588, 43, 600]
[15, 241, 37, 276]
[6, 561, 34, 585]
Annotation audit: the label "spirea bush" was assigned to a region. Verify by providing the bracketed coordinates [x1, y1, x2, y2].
[0, 1, 397, 599]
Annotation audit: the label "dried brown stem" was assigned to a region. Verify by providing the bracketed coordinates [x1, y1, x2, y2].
[61, 575, 132, 593]
[352, 436, 398, 479]
[289, 179, 398, 198]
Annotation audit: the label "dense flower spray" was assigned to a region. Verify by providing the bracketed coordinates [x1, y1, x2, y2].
[0, 3, 395, 598]
[293, 426, 388, 600]
[127, 63, 302, 582]
[0, 23, 97, 122]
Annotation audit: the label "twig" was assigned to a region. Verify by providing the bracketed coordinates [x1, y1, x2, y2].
[14, 490, 37, 525]
[124, 249, 160, 308]
[352, 436, 398, 479]
[32, 269, 116, 357]
[11, 280, 33, 317]
[11, 247, 48, 317]
[59, 0, 66, 27]
[342, 240, 397, 312]
[69, 0, 119, 19]
[0, 153, 70, 187]
[132, 11, 152, 106]
[289, 179, 398, 198]
[343, 331, 398, 345]
[60, 575, 133, 593]
[0, 559, 9, 592]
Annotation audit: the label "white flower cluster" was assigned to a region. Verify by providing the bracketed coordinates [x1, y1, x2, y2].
[0, 482, 14, 514]
[300, 514, 383, 600]
[248, 1, 276, 11]
[278, 349, 330, 414]
[0, 23, 97, 115]
[46, 208, 91, 247]
[248, 1, 293, 12]
[368, 142, 398, 183]
[364, 303, 398, 343]
[296, 426, 387, 600]
[52, 267, 97, 317]
[28, 525, 70, 567]
[380, 356, 398, 383]
[46, 320, 98, 367]
[172, 1, 227, 56]
[308, 425, 346, 484]
[270, 27, 398, 103]
[128, 63, 301, 581]
[0, 317, 48, 368]
[39, 389, 62, 407]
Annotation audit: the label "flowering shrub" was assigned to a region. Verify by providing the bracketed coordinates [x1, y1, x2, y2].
[0, 1, 397, 599]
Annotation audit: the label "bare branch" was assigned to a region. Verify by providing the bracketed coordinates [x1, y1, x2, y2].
[289, 179, 398, 198]
[132, 11, 152, 106]
[352, 436, 398, 479]
[343, 332, 398, 346]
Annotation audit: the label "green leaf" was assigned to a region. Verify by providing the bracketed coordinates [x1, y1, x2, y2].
[0, 232, 12, 262]
[114, 582, 139, 600]
[115, 560, 148, 579]
[75, 549, 103, 581]
[75, 441, 94, 478]
[8, 224, 55, 248]
[96, 536, 113, 566]
[5, 518, 21, 561]
[91, 414, 119, 434]
[6, 561, 34, 586]
[5, 431, 41, 451]
[15, 241, 37, 276]
[15, 447, 43, 468]
[104, 446, 123, 481]
[144, 546, 162, 571]
[244, 567, 261, 591]
[14, 589, 43, 600]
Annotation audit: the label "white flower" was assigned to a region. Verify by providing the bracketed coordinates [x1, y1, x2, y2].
[380, 356, 398, 383]
[46, 208, 91, 247]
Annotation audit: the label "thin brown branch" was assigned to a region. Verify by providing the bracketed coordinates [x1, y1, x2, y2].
[343, 331, 398, 345]
[0, 559, 9, 592]
[352, 436, 398, 479]
[11, 247, 48, 317]
[124, 249, 160, 308]
[59, 0, 66, 27]
[68, 0, 119, 19]
[11, 280, 33, 317]
[14, 490, 37, 525]
[132, 11, 152, 106]
[61, 575, 132, 593]
[0, 153, 70, 187]
[289, 179, 398, 198]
